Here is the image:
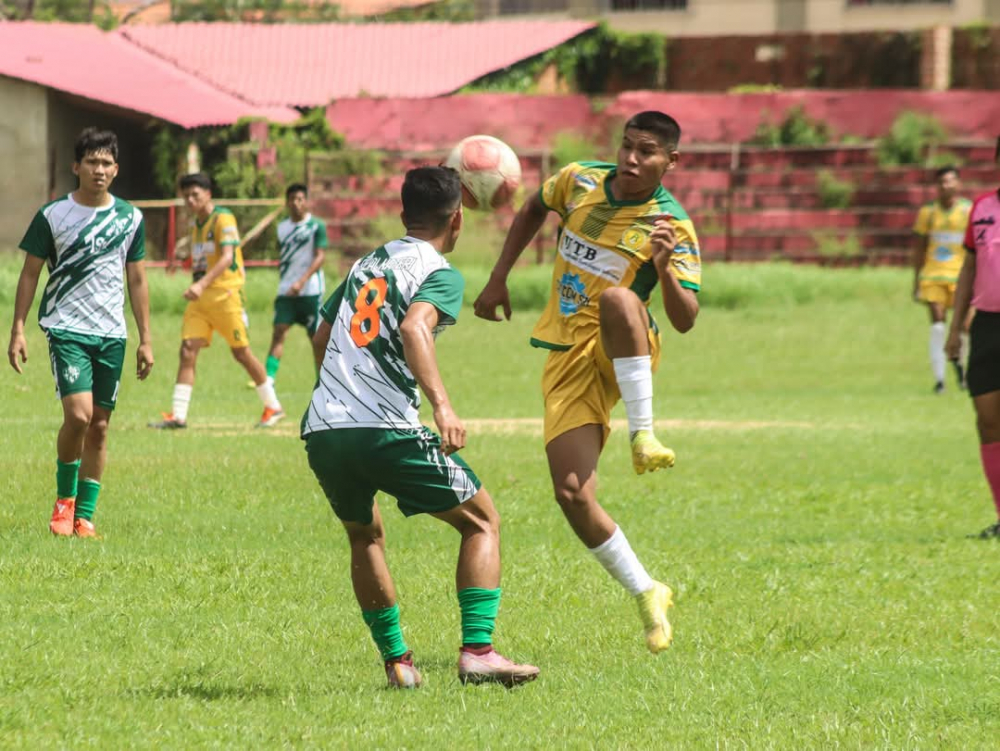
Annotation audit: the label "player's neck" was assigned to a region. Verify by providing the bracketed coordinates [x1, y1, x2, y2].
[72, 187, 112, 208]
[290, 212, 308, 223]
[196, 203, 215, 222]
[607, 175, 657, 203]
[938, 196, 955, 210]
[404, 229, 448, 253]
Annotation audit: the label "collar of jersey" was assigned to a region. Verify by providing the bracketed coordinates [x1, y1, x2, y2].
[195, 209, 217, 228]
[603, 168, 668, 208]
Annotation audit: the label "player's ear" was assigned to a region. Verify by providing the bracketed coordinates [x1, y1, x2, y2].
[451, 204, 463, 233]
[664, 149, 680, 172]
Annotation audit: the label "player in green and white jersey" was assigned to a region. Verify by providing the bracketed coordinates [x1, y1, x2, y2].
[303, 167, 538, 689]
[263, 183, 327, 386]
[7, 127, 153, 538]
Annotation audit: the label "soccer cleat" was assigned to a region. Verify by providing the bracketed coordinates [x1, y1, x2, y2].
[933, 381, 945, 395]
[256, 406, 285, 428]
[630, 430, 676, 475]
[385, 651, 422, 689]
[49, 498, 75, 536]
[636, 581, 674, 654]
[148, 413, 187, 430]
[968, 521, 1000, 540]
[458, 648, 539, 687]
[73, 518, 98, 538]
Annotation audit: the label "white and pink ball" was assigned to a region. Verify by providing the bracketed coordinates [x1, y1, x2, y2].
[444, 135, 522, 211]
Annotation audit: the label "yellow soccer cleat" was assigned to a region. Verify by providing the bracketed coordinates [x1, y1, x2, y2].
[636, 581, 674, 654]
[630, 430, 676, 475]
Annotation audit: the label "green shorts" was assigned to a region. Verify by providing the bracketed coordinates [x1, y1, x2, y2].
[304, 427, 482, 525]
[274, 295, 321, 334]
[46, 330, 126, 410]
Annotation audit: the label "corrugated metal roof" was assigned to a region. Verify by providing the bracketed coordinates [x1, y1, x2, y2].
[120, 20, 597, 105]
[0, 22, 299, 127]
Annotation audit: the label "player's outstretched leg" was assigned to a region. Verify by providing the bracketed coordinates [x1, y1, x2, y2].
[434, 490, 539, 687]
[600, 288, 675, 475]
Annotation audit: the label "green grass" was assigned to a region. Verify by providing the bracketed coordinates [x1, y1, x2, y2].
[1, 262, 999, 748]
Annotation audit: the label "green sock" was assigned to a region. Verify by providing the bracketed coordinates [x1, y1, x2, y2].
[362, 604, 407, 661]
[75, 479, 101, 521]
[265, 355, 280, 380]
[56, 459, 80, 499]
[458, 587, 502, 647]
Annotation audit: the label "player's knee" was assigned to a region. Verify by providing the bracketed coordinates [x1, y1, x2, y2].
[230, 346, 251, 363]
[343, 519, 384, 547]
[179, 340, 200, 363]
[553, 483, 591, 513]
[63, 407, 92, 434]
[599, 287, 638, 318]
[977, 411, 1000, 443]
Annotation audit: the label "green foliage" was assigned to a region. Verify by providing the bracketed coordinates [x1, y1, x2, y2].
[815, 170, 856, 210]
[751, 106, 830, 148]
[464, 23, 666, 94]
[876, 111, 948, 167]
[812, 231, 862, 259]
[728, 83, 783, 94]
[550, 131, 602, 169]
[171, 0, 341, 22]
[0, 0, 117, 26]
[375, 0, 474, 21]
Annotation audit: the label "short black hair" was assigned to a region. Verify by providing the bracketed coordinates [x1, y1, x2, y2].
[74, 127, 118, 163]
[286, 183, 308, 199]
[401, 166, 462, 231]
[624, 111, 681, 149]
[935, 165, 959, 179]
[179, 172, 213, 192]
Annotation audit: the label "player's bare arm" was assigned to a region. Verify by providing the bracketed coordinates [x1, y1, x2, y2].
[126, 260, 154, 380]
[473, 192, 550, 322]
[400, 301, 465, 454]
[7, 253, 45, 374]
[946, 253, 976, 360]
[290, 246, 326, 297]
[650, 220, 698, 333]
[911, 233, 926, 300]
[312, 318, 332, 370]
[184, 246, 234, 301]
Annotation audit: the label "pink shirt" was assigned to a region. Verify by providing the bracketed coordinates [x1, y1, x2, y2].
[964, 191, 1000, 313]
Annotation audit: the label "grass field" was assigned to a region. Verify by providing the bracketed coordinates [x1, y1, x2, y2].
[2, 262, 999, 749]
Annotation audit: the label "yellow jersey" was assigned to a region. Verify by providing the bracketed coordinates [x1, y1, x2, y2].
[531, 161, 701, 350]
[190, 207, 245, 290]
[913, 198, 971, 283]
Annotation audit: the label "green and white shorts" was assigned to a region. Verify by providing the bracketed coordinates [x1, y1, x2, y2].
[274, 294, 321, 334]
[304, 426, 481, 525]
[46, 330, 126, 410]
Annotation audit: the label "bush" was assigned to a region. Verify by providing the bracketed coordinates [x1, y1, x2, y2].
[876, 112, 947, 167]
[752, 106, 830, 148]
[816, 170, 855, 209]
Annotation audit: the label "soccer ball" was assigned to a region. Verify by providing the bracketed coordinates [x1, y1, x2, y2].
[444, 135, 522, 211]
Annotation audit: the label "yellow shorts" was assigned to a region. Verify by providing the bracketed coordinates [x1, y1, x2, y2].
[181, 286, 250, 348]
[918, 280, 956, 308]
[541, 328, 661, 447]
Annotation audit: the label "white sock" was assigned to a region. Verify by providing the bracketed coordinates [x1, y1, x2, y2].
[255, 378, 281, 410]
[172, 383, 193, 423]
[613, 356, 654, 435]
[589, 526, 654, 596]
[929, 322, 946, 383]
[960, 332, 970, 369]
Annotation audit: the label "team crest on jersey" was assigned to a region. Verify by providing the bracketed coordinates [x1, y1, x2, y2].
[619, 227, 649, 253]
[62, 365, 80, 384]
[558, 272, 590, 315]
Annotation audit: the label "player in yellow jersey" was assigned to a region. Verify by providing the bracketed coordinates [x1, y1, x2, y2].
[149, 173, 283, 429]
[912, 166, 973, 393]
[474, 111, 700, 655]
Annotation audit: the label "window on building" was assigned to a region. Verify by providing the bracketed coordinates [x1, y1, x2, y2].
[610, 0, 687, 10]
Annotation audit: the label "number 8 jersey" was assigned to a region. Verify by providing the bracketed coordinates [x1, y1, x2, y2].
[301, 236, 465, 436]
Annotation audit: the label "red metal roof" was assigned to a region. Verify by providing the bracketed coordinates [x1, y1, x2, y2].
[0, 22, 299, 127]
[120, 20, 597, 105]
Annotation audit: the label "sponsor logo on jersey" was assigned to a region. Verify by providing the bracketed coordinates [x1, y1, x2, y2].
[558, 229, 629, 283]
[558, 272, 590, 315]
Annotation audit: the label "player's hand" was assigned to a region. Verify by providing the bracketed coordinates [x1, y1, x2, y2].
[7, 332, 27, 374]
[434, 404, 466, 455]
[650, 219, 677, 273]
[136, 342, 154, 380]
[183, 281, 204, 301]
[945, 329, 962, 361]
[473, 276, 512, 322]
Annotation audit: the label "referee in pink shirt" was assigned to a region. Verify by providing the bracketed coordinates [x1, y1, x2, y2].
[947, 138, 1000, 538]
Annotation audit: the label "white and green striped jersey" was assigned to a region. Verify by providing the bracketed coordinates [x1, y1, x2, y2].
[277, 214, 328, 297]
[20, 194, 145, 339]
[302, 236, 464, 435]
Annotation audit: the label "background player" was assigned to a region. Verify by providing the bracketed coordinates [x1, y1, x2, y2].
[150, 173, 283, 429]
[261, 183, 327, 387]
[912, 166, 972, 393]
[303, 166, 538, 689]
[474, 111, 700, 654]
[7, 127, 153, 537]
